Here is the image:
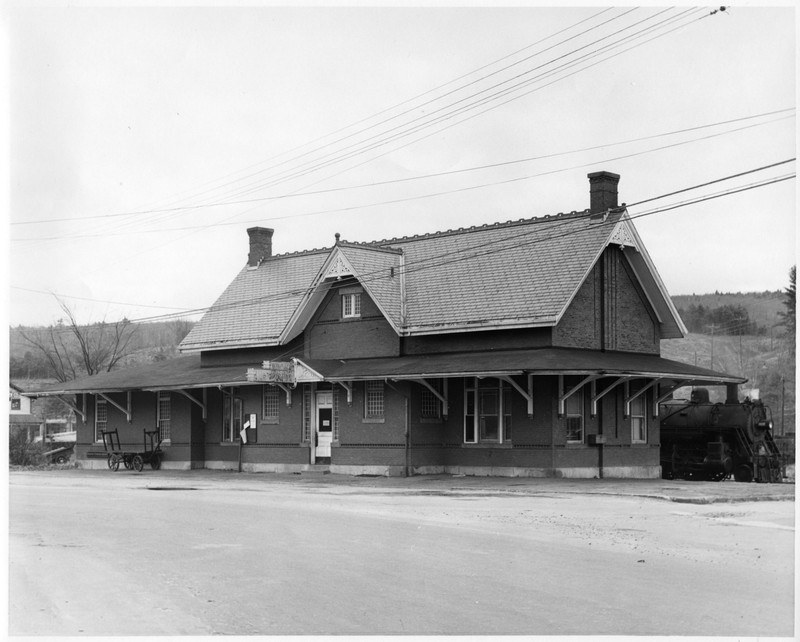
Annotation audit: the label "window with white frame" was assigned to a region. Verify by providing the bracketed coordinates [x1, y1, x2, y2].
[565, 388, 584, 444]
[222, 392, 243, 442]
[262, 385, 280, 424]
[342, 293, 361, 318]
[365, 380, 384, 419]
[464, 379, 512, 444]
[631, 395, 647, 443]
[157, 391, 171, 442]
[95, 398, 107, 442]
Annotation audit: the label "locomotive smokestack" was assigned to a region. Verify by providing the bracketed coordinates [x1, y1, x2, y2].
[726, 383, 739, 404]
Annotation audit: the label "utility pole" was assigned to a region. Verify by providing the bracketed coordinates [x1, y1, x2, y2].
[706, 323, 719, 369]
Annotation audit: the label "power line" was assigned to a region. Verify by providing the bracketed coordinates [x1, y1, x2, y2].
[22, 7, 702, 243]
[9, 286, 196, 313]
[28, 8, 624, 242]
[24, 166, 789, 328]
[206, 9, 700, 205]
[13, 109, 790, 228]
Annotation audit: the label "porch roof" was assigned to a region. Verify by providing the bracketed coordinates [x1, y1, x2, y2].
[299, 348, 745, 385]
[22, 347, 744, 397]
[19, 355, 255, 396]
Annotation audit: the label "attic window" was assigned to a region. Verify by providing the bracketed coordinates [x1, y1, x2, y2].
[342, 293, 361, 318]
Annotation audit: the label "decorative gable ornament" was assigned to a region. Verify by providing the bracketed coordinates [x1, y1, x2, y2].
[609, 220, 638, 250]
[324, 252, 354, 280]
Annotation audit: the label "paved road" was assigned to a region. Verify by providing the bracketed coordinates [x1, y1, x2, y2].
[8, 469, 795, 636]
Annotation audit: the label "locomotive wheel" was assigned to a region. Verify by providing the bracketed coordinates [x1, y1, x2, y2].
[132, 455, 144, 472]
[150, 454, 161, 470]
[734, 464, 754, 483]
[107, 454, 119, 472]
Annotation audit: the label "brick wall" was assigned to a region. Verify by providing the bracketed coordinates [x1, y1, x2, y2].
[553, 247, 659, 353]
[307, 286, 400, 359]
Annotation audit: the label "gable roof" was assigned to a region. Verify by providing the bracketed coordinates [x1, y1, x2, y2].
[180, 249, 329, 352]
[180, 207, 684, 353]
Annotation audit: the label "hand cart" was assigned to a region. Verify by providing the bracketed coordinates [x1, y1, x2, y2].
[102, 428, 163, 472]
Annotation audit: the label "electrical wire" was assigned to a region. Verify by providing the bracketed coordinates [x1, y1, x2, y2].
[20, 165, 791, 330]
[15, 108, 791, 227]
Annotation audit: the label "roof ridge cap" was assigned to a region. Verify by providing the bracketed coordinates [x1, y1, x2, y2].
[360, 210, 592, 246]
[258, 247, 332, 261]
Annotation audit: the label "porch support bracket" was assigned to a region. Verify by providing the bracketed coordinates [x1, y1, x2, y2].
[55, 394, 86, 423]
[655, 380, 693, 416]
[412, 378, 449, 417]
[175, 389, 207, 420]
[273, 383, 294, 407]
[558, 374, 600, 416]
[498, 374, 534, 417]
[98, 391, 131, 423]
[624, 379, 662, 417]
[337, 381, 353, 405]
[590, 376, 633, 417]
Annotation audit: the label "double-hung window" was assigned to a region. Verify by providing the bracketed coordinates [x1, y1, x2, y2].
[222, 392, 243, 442]
[342, 293, 361, 318]
[94, 398, 107, 442]
[464, 379, 512, 444]
[631, 395, 647, 443]
[262, 385, 280, 424]
[565, 389, 584, 443]
[364, 380, 384, 420]
[157, 391, 171, 442]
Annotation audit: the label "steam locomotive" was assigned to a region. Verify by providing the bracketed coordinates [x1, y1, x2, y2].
[659, 388, 783, 483]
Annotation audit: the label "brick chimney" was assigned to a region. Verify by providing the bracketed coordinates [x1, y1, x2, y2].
[247, 227, 273, 267]
[588, 171, 620, 216]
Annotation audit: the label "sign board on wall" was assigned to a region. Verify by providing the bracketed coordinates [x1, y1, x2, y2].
[246, 362, 295, 384]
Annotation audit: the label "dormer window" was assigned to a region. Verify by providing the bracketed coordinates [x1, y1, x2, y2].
[342, 293, 361, 318]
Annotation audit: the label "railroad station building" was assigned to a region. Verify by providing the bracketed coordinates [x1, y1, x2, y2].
[26, 171, 744, 477]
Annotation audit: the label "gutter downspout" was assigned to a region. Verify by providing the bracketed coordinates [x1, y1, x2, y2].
[404, 397, 410, 478]
[386, 380, 410, 478]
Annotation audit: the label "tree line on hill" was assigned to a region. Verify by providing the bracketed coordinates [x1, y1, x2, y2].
[9, 267, 796, 383]
[10, 307, 195, 381]
[676, 303, 763, 336]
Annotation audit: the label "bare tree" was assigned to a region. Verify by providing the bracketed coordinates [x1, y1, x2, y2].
[18, 299, 138, 383]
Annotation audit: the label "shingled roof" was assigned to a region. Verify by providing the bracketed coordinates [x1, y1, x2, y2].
[180, 178, 685, 353]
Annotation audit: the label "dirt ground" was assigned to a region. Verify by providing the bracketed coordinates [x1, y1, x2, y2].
[7, 469, 795, 637]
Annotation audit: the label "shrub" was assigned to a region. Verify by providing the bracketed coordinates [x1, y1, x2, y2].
[9, 429, 47, 466]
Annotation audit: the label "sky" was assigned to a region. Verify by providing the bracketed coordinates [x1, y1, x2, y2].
[3, 2, 797, 327]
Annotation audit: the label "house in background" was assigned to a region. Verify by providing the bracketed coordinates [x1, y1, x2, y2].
[24, 171, 744, 477]
[10, 382, 43, 442]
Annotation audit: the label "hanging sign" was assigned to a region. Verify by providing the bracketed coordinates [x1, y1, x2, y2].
[247, 361, 295, 384]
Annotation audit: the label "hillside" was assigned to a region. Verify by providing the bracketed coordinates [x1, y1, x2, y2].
[661, 332, 795, 435]
[9, 319, 195, 379]
[10, 294, 795, 435]
[671, 291, 787, 335]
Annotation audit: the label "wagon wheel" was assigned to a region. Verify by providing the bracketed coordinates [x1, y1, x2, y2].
[132, 455, 144, 472]
[55, 454, 68, 465]
[107, 454, 119, 472]
[150, 453, 162, 470]
[734, 464, 753, 483]
[123, 457, 132, 469]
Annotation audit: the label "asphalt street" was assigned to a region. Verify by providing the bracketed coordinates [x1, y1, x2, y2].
[7, 469, 795, 637]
